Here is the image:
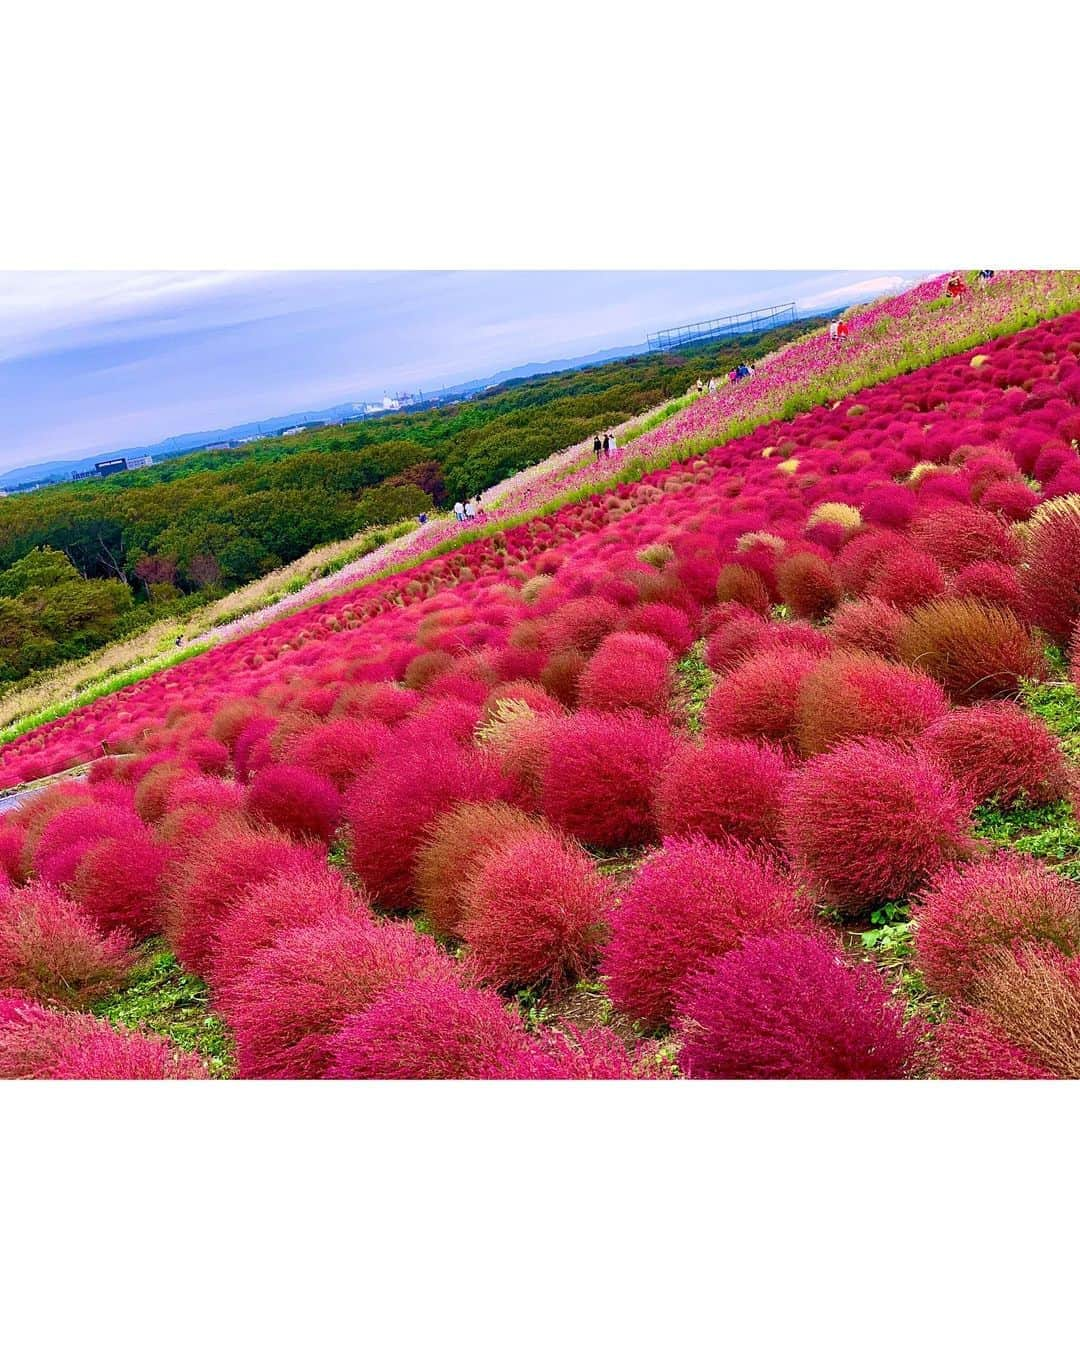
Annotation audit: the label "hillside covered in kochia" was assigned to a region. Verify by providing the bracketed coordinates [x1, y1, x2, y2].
[0, 321, 814, 688]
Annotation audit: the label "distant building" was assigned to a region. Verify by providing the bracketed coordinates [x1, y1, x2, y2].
[95, 458, 128, 477]
[125, 454, 154, 470]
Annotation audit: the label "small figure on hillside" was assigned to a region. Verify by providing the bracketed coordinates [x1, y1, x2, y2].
[836, 320, 850, 340]
[946, 275, 967, 299]
[708, 376, 717, 394]
[464, 499, 477, 521]
[696, 378, 704, 395]
[602, 431, 610, 457]
[608, 428, 618, 455]
[453, 500, 466, 523]
[175, 633, 183, 648]
[418, 512, 428, 524]
[978, 269, 995, 283]
[828, 319, 840, 341]
[593, 434, 603, 460]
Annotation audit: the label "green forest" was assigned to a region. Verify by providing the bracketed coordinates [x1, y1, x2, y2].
[0, 319, 817, 685]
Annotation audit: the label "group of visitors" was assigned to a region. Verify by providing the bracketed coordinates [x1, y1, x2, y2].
[452, 495, 483, 524]
[729, 362, 755, 382]
[592, 429, 619, 460]
[827, 318, 851, 342]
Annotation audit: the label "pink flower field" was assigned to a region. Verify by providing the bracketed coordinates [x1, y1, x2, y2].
[5, 272, 1080, 1078]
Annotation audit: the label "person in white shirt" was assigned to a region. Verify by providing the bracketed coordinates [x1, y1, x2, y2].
[453, 501, 465, 522]
[608, 429, 617, 455]
[708, 377, 717, 394]
[828, 320, 840, 341]
[464, 499, 477, 520]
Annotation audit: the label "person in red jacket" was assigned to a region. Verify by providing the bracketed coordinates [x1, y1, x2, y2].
[946, 275, 967, 298]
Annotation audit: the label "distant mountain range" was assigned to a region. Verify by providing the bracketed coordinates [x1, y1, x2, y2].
[0, 318, 831, 491]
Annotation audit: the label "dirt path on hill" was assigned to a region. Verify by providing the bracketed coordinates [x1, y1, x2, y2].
[195, 399, 669, 649]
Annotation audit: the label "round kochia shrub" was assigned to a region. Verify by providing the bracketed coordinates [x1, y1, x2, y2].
[246, 764, 343, 844]
[933, 1007, 1053, 1080]
[207, 860, 368, 991]
[1020, 495, 1080, 641]
[715, 564, 771, 614]
[164, 822, 318, 976]
[218, 913, 457, 1078]
[460, 828, 612, 990]
[600, 837, 811, 1028]
[828, 597, 906, 660]
[897, 597, 1047, 701]
[921, 704, 1068, 807]
[344, 741, 517, 911]
[912, 503, 1021, 572]
[0, 883, 135, 1010]
[69, 833, 175, 937]
[795, 651, 947, 756]
[413, 800, 537, 938]
[676, 932, 925, 1079]
[775, 551, 839, 620]
[704, 648, 820, 752]
[326, 981, 539, 1080]
[540, 710, 674, 848]
[286, 717, 392, 790]
[0, 996, 209, 1080]
[653, 737, 790, 848]
[866, 548, 946, 611]
[782, 739, 974, 914]
[577, 631, 673, 717]
[913, 854, 1080, 1001]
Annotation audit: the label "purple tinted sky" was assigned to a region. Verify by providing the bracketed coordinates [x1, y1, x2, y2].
[0, 270, 931, 471]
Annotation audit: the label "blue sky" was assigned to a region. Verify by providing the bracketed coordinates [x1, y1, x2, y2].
[0, 270, 933, 472]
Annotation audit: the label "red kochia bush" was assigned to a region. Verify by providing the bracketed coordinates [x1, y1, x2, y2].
[165, 822, 318, 975]
[1021, 497, 1080, 641]
[704, 611, 769, 672]
[782, 739, 973, 914]
[676, 932, 925, 1079]
[0, 882, 135, 1010]
[934, 1007, 1053, 1080]
[577, 631, 672, 718]
[704, 648, 820, 751]
[600, 837, 811, 1028]
[30, 801, 140, 888]
[715, 564, 771, 614]
[326, 981, 538, 1080]
[246, 763, 343, 844]
[867, 548, 946, 611]
[794, 651, 948, 756]
[69, 833, 175, 937]
[345, 741, 516, 911]
[653, 737, 790, 848]
[828, 597, 906, 659]
[921, 704, 1068, 807]
[287, 717, 392, 790]
[207, 860, 368, 991]
[622, 601, 695, 654]
[775, 551, 840, 620]
[951, 561, 1029, 618]
[460, 828, 612, 989]
[413, 800, 538, 938]
[912, 503, 1021, 572]
[218, 913, 457, 1078]
[543, 595, 622, 654]
[913, 854, 1080, 1000]
[0, 997, 208, 1080]
[897, 597, 1047, 701]
[540, 710, 674, 847]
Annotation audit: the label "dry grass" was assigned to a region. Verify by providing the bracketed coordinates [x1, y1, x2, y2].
[975, 948, 1080, 1078]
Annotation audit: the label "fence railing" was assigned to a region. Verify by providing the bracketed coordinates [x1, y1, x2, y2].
[647, 301, 798, 354]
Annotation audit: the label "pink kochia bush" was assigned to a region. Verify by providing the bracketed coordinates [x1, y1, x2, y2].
[653, 737, 790, 848]
[541, 710, 674, 847]
[0, 882, 135, 1010]
[920, 704, 1069, 807]
[0, 995, 209, 1080]
[246, 763, 343, 844]
[459, 827, 612, 990]
[69, 832, 175, 937]
[794, 651, 947, 756]
[676, 932, 925, 1079]
[600, 837, 811, 1028]
[704, 648, 820, 751]
[577, 631, 673, 717]
[217, 912, 457, 1078]
[782, 739, 974, 914]
[326, 981, 540, 1080]
[207, 860, 368, 991]
[913, 854, 1080, 1001]
[344, 740, 516, 910]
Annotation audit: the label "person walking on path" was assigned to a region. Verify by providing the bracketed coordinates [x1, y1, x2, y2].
[828, 319, 840, 341]
[608, 428, 618, 455]
[593, 434, 603, 461]
[464, 499, 477, 521]
[602, 431, 610, 457]
[453, 500, 466, 523]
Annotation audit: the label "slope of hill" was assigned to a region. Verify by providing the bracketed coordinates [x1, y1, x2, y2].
[4, 269, 1080, 1082]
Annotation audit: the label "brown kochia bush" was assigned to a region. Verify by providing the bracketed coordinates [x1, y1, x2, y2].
[968, 946, 1080, 1079]
[896, 597, 1047, 702]
[775, 552, 840, 621]
[715, 564, 771, 615]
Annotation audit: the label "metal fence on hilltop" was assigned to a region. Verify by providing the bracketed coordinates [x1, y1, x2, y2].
[646, 301, 799, 354]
